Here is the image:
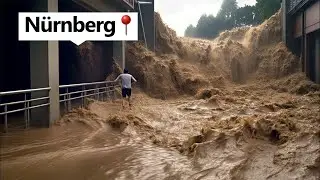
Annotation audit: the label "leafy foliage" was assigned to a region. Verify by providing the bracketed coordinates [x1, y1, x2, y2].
[184, 0, 281, 39]
[255, 0, 281, 21]
[185, 24, 196, 37]
[235, 5, 258, 27]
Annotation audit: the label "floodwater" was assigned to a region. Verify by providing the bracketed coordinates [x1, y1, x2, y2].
[1, 90, 320, 180]
[1, 121, 195, 180]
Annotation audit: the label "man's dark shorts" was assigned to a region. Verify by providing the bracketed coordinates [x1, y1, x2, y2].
[122, 88, 132, 97]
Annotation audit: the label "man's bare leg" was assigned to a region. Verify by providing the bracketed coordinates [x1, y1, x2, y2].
[122, 98, 125, 109]
[128, 96, 132, 109]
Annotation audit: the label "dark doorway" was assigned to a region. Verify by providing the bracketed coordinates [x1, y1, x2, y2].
[58, 0, 114, 115]
[306, 31, 316, 81]
[315, 30, 320, 83]
[293, 37, 302, 57]
[58, 0, 114, 85]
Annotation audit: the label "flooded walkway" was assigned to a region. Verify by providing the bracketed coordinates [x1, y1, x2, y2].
[1, 90, 320, 180]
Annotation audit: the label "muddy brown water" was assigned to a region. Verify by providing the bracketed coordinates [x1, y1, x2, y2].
[1, 92, 319, 180]
[1, 123, 197, 180]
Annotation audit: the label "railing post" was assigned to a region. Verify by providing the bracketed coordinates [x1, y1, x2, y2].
[104, 85, 107, 101]
[67, 88, 71, 112]
[4, 105, 8, 133]
[106, 83, 110, 100]
[94, 86, 96, 100]
[81, 85, 84, 108]
[64, 88, 68, 113]
[24, 93, 27, 129]
[27, 101, 30, 129]
[112, 84, 116, 101]
[84, 86, 87, 108]
[97, 85, 100, 101]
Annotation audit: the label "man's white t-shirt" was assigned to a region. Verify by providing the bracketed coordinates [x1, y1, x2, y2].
[114, 73, 137, 89]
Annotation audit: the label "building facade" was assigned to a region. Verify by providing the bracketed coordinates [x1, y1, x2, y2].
[0, 0, 155, 128]
[282, 0, 320, 83]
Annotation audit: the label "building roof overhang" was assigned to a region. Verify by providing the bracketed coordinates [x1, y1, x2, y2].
[288, 0, 317, 15]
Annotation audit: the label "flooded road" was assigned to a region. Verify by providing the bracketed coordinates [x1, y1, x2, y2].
[1, 90, 320, 180]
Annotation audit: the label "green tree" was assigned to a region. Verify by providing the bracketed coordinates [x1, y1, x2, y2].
[234, 5, 257, 27]
[184, 0, 281, 39]
[217, 0, 238, 30]
[194, 14, 220, 39]
[184, 24, 196, 37]
[217, 0, 238, 20]
[195, 14, 211, 38]
[255, 0, 281, 21]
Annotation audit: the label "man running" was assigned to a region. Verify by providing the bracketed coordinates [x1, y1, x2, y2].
[114, 69, 137, 109]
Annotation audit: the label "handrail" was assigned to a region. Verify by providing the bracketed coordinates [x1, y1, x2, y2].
[59, 81, 115, 88]
[0, 103, 50, 115]
[0, 87, 51, 133]
[59, 86, 114, 97]
[0, 81, 120, 133]
[59, 81, 120, 113]
[0, 97, 49, 107]
[0, 87, 51, 96]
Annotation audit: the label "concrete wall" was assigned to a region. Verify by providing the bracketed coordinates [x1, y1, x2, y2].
[305, 1, 320, 34]
[282, 0, 295, 51]
[284, 0, 320, 82]
[30, 0, 60, 127]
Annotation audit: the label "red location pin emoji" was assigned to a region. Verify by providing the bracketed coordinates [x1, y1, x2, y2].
[121, 15, 131, 35]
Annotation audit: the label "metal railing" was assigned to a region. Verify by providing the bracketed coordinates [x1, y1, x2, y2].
[0, 81, 120, 132]
[121, 0, 135, 9]
[59, 81, 120, 113]
[0, 87, 51, 133]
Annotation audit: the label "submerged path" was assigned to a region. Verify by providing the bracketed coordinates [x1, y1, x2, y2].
[1, 88, 320, 180]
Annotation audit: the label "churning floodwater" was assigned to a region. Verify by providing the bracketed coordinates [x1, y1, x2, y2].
[2, 8, 320, 180]
[1, 122, 196, 180]
[1, 90, 319, 180]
